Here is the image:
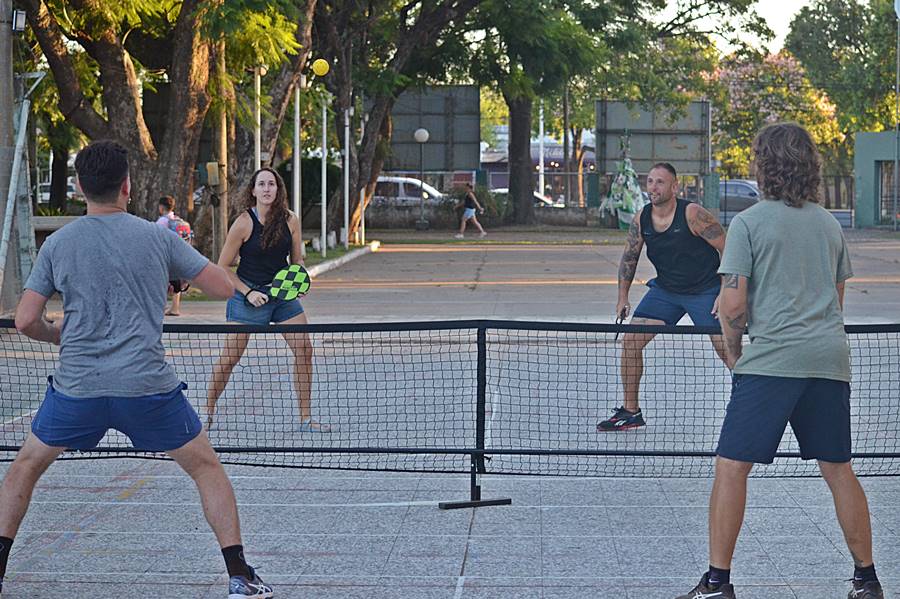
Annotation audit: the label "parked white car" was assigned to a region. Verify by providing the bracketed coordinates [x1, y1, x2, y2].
[372, 176, 444, 206]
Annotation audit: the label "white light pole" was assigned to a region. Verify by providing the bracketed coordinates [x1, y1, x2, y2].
[539, 100, 545, 199]
[321, 94, 328, 257]
[293, 75, 303, 256]
[360, 106, 368, 245]
[343, 107, 351, 249]
[253, 65, 262, 171]
[414, 127, 429, 230]
[894, 0, 900, 230]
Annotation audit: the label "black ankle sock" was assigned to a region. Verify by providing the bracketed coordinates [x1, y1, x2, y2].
[222, 545, 250, 578]
[854, 564, 878, 584]
[0, 536, 13, 579]
[706, 565, 731, 587]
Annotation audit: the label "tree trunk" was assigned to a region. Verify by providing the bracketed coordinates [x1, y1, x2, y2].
[572, 126, 585, 207]
[49, 146, 68, 211]
[506, 94, 534, 224]
[22, 0, 215, 219]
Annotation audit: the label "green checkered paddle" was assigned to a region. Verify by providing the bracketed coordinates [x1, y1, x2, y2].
[268, 264, 311, 300]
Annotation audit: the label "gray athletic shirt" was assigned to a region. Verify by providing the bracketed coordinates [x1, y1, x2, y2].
[24, 213, 210, 397]
[718, 200, 853, 382]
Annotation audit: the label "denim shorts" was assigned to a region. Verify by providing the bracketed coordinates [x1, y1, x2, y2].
[225, 289, 304, 324]
[632, 279, 719, 326]
[31, 378, 202, 452]
[463, 208, 477, 219]
[716, 374, 852, 464]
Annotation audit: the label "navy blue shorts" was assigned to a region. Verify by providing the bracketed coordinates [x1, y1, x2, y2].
[31, 379, 202, 452]
[632, 279, 719, 326]
[226, 289, 304, 325]
[716, 374, 852, 464]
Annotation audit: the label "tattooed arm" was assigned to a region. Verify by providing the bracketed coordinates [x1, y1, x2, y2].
[719, 273, 748, 369]
[686, 203, 726, 255]
[616, 209, 644, 318]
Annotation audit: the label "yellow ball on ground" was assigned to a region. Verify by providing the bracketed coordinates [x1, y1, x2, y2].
[312, 59, 330, 77]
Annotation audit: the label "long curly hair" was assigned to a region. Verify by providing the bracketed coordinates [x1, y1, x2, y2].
[752, 122, 821, 208]
[242, 167, 289, 249]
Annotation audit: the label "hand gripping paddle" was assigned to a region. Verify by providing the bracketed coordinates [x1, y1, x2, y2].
[268, 264, 311, 301]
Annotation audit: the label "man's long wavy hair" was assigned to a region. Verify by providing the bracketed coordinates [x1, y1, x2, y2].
[242, 168, 289, 249]
[752, 122, 821, 208]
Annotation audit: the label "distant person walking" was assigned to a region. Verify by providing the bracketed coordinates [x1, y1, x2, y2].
[155, 195, 193, 316]
[455, 182, 487, 239]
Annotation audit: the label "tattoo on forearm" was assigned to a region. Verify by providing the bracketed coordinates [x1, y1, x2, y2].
[726, 312, 746, 331]
[723, 310, 747, 360]
[723, 274, 740, 289]
[618, 219, 641, 284]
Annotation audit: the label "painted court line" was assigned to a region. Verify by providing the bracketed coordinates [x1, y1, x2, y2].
[453, 575, 466, 599]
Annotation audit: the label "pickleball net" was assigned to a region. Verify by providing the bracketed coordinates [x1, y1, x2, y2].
[1, 319, 898, 477]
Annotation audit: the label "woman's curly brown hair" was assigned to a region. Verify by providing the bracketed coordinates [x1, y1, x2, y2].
[242, 167, 290, 250]
[752, 122, 821, 208]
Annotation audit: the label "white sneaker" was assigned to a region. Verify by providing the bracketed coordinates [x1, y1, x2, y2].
[454, 234, 464, 239]
[479, 231, 487, 238]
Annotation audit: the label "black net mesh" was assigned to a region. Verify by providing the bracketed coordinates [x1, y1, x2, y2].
[1, 320, 898, 477]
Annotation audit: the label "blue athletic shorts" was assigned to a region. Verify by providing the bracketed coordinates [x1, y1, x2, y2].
[716, 374, 852, 464]
[463, 208, 477, 219]
[632, 279, 719, 326]
[226, 288, 304, 325]
[31, 379, 202, 451]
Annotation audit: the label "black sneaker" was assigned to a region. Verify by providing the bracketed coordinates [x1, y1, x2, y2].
[675, 576, 736, 599]
[597, 406, 646, 431]
[228, 565, 274, 598]
[849, 580, 884, 599]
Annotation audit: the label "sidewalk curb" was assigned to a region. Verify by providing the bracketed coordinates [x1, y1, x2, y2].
[307, 240, 381, 278]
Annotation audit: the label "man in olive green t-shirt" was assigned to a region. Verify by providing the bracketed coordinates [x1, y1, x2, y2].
[677, 124, 884, 599]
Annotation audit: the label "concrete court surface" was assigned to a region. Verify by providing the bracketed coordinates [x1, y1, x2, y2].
[2, 227, 900, 598]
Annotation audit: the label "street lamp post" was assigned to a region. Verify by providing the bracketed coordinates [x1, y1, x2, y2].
[414, 127, 429, 230]
[253, 65, 263, 171]
[894, 4, 900, 230]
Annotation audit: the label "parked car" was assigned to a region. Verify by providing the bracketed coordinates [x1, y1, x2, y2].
[37, 180, 79, 204]
[491, 188, 564, 208]
[372, 176, 444, 206]
[719, 179, 760, 224]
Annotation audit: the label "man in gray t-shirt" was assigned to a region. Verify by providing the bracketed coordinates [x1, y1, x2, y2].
[677, 124, 883, 599]
[0, 141, 274, 598]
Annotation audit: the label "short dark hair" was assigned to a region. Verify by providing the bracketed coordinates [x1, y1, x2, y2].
[158, 196, 175, 211]
[752, 122, 820, 207]
[650, 162, 677, 178]
[74, 140, 129, 203]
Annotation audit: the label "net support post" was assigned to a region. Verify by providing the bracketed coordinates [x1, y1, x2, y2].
[438, 453, 511, 510]
[439, 326, 511, 510]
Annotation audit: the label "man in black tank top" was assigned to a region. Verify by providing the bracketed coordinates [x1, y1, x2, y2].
[598, 163, 729, 432]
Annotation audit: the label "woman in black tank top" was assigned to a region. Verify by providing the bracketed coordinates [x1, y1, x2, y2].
[206, 168, 331, 433]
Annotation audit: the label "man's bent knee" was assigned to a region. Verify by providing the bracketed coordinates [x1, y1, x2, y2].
[715, 456, 754, 478]
[818, 460, 855, 483]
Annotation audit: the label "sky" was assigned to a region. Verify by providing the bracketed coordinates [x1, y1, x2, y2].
[659, 0, 812, 53]
[753, 0, 811, 50]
